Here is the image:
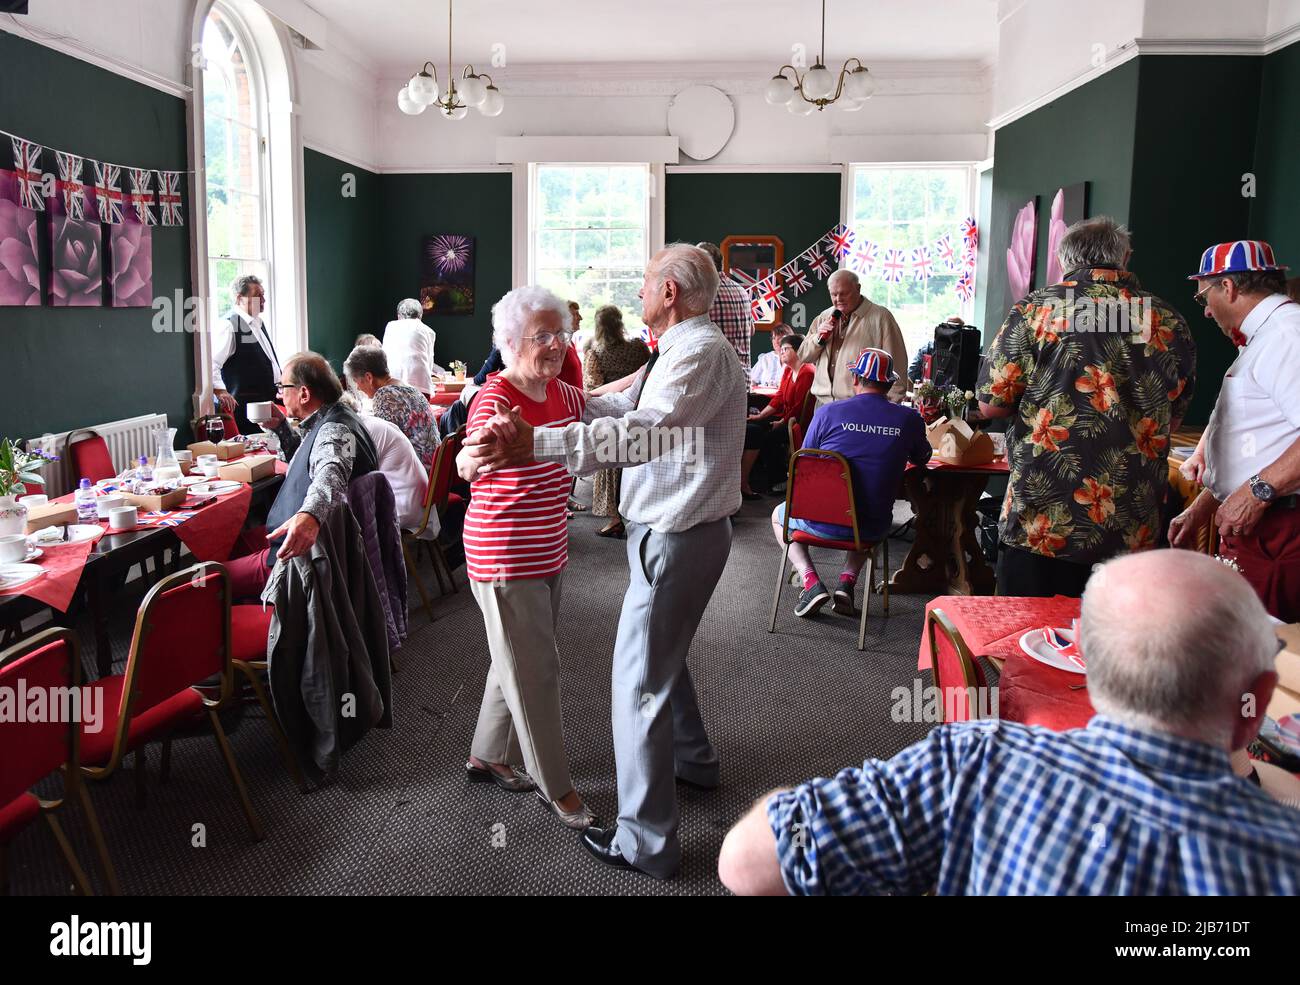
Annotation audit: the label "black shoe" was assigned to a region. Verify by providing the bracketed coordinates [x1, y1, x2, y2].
[676, 774, 720, 791]
[580, 824, 637, 871]
[794, 581, 830, 618]
[832, 582, 856, 615]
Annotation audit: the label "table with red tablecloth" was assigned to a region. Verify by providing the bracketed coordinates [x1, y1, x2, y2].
[890, 457, 1010, 596]
[918, 594, 1093, 730]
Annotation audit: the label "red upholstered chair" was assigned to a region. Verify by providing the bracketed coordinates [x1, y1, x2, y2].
[403, 429, 463, 620]
[67, 429, 115, 484]
[221, 413, 240, 439]
[926, 608, 991, 723]
[229, 602, 306, 791]
[768, 448, 890, 652]
[0, 628, 118, 895]
[80, 562, 265, 845]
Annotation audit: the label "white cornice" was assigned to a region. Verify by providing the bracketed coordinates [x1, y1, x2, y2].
[0, 19, 190, 99]
[301, 139, 379, 174]
[987, 42, 1140, 131]
[667, 163, 842, 173]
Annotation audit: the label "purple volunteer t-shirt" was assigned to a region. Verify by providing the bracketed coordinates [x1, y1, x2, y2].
[801, 392, 932, 539]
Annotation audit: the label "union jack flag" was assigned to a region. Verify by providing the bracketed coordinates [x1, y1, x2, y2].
[960, 216, 979, 250]
[1042, 627, 1086, 670]
[955, 269, 974, 303]
[128, 168, 157, 225]
[881, 248, 906, 284]
[93, 161, 124, 224]
[140, 510, 197, 528]
[911, 246, 933, 281]
[155, 169, 183, 226]
[54, 151, 86, 220]
[962, 244, 978, 271]
[728, 268, 758, 293]
[784, 266, 810, 296]
[824, 223, 855, 260]
[11, 137, 45, 212]
[806, 248, 833, 279]
[935, 234, 958, 271]
[849, 239, 879, 274]
[750, 296, 766, 321]
[758, 276, 786, 310]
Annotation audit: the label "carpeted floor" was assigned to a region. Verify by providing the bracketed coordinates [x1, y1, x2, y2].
[7, 497, 947, 896]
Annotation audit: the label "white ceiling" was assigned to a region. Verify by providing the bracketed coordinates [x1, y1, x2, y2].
[303, 0, 1000, 72]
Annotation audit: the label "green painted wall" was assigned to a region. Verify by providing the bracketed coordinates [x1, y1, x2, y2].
[1251, 42, 1300, 269]
[665, 171, 841, 365]
[377, 172, 513, 371]
[0, 32, 192, 442]
[982, 59, 1139, 339]
[303, 148, 381, 370]
[1129, 56, 1262, 427]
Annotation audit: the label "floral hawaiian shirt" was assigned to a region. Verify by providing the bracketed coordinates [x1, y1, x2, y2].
[976, 266, 1196, 565]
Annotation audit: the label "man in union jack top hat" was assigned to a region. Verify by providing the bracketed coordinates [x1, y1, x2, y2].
[1170, 240, 1300, 621]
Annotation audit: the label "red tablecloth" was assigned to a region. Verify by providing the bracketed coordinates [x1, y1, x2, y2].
[145, 485, 252, 562]
[0, 532, 100, 612]
[918, 594, 1094, 731]
[915, 457, 1010, 474]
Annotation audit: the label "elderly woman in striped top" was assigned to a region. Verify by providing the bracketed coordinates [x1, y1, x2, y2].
[456, 285, 596, 830]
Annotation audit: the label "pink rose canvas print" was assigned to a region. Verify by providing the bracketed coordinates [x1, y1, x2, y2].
[110, 213, 153, 307]
[48, 179, 103, 307]
[0, 170, 41, 306]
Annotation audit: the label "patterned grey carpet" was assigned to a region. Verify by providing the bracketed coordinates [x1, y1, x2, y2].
[7, 498, 945, 896]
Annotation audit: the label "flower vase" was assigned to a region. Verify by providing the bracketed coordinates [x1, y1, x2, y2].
[0, 495, 27, 537]
[454, 369, 466, 382]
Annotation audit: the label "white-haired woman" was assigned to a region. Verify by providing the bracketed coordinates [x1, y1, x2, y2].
[455, 285, 596, 830]
[382, 297, 437, 396]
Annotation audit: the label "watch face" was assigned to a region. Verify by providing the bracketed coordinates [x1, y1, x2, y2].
[1251, 477, 1276, 501]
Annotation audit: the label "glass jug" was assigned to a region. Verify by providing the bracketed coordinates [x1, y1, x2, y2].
[153, 427, 182, 484]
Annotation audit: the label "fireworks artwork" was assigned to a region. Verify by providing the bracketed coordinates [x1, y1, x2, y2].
[428, 234, 471, 276]
[420, 233, 476, 315]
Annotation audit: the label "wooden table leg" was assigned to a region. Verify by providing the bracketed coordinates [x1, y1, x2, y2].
[891, 470, 995, 595]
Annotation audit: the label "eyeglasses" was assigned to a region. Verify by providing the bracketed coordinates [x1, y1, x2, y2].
[1193, 283, 1220, 308]
[523, 330, 573, 346]
[274, 381, 297, 393]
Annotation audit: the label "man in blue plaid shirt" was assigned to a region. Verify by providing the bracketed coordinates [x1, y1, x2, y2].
[718, 549, 1300, 895]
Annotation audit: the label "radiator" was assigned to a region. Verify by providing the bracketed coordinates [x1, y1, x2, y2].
[25, 413, 171, 498]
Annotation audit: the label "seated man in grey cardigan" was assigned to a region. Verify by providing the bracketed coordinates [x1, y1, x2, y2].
[227, 351, 378, 599]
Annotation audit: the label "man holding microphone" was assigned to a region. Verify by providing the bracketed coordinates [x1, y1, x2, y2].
[798, 268, 908, 406]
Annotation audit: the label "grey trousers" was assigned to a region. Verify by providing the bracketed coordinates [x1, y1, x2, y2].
[469, 573, 576, 802]
[612, 516, 732, 878]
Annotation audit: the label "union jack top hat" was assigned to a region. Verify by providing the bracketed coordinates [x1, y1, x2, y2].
[1188, 240, 1288, 280]
[848, 347, 897, 384]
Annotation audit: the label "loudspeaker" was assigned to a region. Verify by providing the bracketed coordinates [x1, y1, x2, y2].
[930, 323, 982, 393]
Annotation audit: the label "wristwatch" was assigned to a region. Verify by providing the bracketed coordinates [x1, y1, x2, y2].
[1248, 474, 1276, 503]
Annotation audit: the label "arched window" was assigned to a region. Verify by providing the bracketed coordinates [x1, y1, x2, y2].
[202, 3, 269, 331]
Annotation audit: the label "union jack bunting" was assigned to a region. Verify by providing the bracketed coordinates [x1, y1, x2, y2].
[955, 269, 974, 303]
[824, 223, 855, 260]
[139, 510, 197, 528]
[806, 248, 833, 279]
[758, 276, 786, 310]
[11, 137, 45, 212]
[881, 248, 907, 284]
[128, 168, 157, 225]
[784, 265, 811, 296]
[93, 161, 124, 224]
[750, 295, 766, 321]
[935, 234, 958, 271]
[155, 170, 183, 226]
[54, 151, 86, 220]
[911, 246, 933, 281]
[960, 216, 979, 250]
[849, 239, 879, 274]
[728, 268, 759, 292]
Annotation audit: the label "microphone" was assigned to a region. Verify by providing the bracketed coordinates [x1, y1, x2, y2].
[818, 307, 842, 345]
[831, 308, 843, 322]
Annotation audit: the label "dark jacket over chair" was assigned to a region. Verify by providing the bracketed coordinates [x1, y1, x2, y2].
[348, 471, 408, 652]
[262, 504, 393, 785]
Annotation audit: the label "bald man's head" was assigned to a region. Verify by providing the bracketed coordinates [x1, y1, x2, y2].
[1081, 550, 1277, 748]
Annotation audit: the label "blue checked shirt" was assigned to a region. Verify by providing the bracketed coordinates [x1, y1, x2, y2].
[767, 717, 1300, 895]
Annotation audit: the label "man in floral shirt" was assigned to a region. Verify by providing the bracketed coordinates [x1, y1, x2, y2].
[976, 217, 1196, 596]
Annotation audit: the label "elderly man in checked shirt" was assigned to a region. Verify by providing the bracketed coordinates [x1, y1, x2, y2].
[465, 243, 747, 879]
[718, 549, 1300, 895]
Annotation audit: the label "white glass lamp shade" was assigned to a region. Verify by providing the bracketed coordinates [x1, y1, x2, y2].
[786, 96, 814, 116]
[441, 102, 469, 120]
[459, 74, 487, 106]
[845, 67, 876, 100]
[408, 70, 438, 104]
[764, 75, 796, 105]
[397, 86, 426, 115]
[478, 85, 504, 117]
[802, 64, 835, 100]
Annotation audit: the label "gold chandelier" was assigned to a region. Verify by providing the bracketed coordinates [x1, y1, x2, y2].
[764, 0, 876, 114]
[397, 0, 503, 120]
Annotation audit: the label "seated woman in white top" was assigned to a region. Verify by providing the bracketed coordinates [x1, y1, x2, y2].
[382, 298, 437, 396]
[349, 404, 439, 539]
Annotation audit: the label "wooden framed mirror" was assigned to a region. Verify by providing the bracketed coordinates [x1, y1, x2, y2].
[721, 235, 784, 329]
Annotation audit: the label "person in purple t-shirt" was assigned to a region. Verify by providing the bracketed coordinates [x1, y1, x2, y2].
[772, 347, 931, 618]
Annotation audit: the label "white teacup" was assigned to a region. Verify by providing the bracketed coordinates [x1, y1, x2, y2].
[18, 493, 48, 509]
[96, 493, 125, 519]
[200, 462, 221, 478]
[247, 401, 274, 423]
[175, 450, 193, 466]
[197, 454, 218, 466]
[0, 534, 26, 563]
[109, 506, 138, 531]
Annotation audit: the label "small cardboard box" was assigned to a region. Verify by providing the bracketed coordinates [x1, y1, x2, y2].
[24, 500, 78, 534]
[187, 439, 245, 461]
[122, 488, 188, 512]
[218, 453, 276, 483]
[1276, 624, 1300, 694]
[927, 418, 996, 466]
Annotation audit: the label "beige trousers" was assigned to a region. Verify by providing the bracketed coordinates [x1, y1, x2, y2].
[469, 572, 575, 801]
